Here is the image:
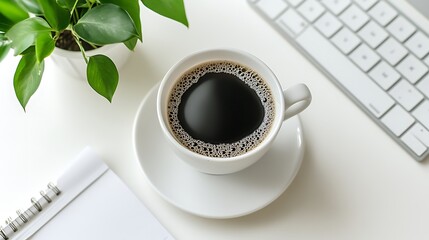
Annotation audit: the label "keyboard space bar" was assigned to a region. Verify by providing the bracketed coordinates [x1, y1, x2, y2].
[295, 27, 395, 118]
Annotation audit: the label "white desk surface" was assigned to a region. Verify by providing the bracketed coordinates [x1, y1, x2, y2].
[1, 1, 429, 239]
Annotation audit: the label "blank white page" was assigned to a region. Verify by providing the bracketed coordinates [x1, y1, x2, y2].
[15, 148, 174, 240]
[30, 171, 173, 239]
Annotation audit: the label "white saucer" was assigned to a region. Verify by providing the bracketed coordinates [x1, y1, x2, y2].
[133, 85, 305, 219]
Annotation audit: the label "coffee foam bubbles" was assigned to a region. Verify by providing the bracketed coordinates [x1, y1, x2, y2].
[167, 60, 275, 158]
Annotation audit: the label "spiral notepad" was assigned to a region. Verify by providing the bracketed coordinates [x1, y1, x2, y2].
[0, 183, 61, 240]
[1, 148, 174, 240]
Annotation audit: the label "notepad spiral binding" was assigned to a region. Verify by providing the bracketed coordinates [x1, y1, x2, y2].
[0, 182, 61, 240]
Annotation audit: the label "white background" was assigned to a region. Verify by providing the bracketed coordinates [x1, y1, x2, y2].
[1, 0, 429, 239]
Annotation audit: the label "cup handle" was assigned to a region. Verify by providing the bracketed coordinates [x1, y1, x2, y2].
[283, 83, 312, 121]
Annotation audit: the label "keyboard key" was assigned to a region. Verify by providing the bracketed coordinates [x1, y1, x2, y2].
[377, 38, 408, 66]
[413, 100, 429, 129]
[331, 27, 361, 54]
[369, 61, 400, 90]
[314, 12, 343, 37]
[358, 21, 388, 48]
[409, 123, 429, 147]
[389, 79, 424, 111]
[354, 0, 378, 11]
[296, 27, 394, 118]
[424, 55, 429, 66]
[286, 0, 304, 7]
[401, 131, 427, 156]
[320, 0, 351, 15]
[396, 55, 428, 84]
[255, 0, 288, 19]
[350, 44, 380, 72]
[369, 1, 397, 26]
[381, 105, 415, 136]
[340, 4, 369, 31]
[417, 75, 429, 98]
[405, 32, 429, 59]
[276, 9, 308, 36]
[297, 0, 325, 22]
[386, 16, 417, 42]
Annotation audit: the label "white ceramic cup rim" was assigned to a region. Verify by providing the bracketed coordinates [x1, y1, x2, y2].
[157, 48, 289, 164]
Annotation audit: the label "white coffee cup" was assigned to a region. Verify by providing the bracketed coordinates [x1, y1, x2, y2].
[157, 49, 311, 174]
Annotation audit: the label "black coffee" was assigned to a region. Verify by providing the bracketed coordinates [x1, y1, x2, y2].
[167, 60, 274, 158]
[178, 72, 265, 144]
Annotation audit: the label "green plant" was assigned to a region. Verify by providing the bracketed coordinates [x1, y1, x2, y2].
[0, 0, 188, 110]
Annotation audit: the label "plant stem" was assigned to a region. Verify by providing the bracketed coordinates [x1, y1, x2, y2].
[86, 0, 94, 9]
[71, 30, 89, 64]
[70, 0, 80, 23]
[87, 42, 98, 49]
[52, 31, 60, 41]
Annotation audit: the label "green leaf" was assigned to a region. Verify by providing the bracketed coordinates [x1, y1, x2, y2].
[124, 37, 138, 50]
[0, 45, 10, 62]
[0, 0, 29, 32]
[74, 4, 138, 45]
[0, 0, 29, 24]
[5, 17, 51, 56]
[16, 0, 42, 14]
[142, 0, 188, 27]
[87, 55, 118, 102]
[14, 48, 44, 110]
[0, 13, 15, 32]
[35, 32, 54, 62]
[100, 0, 142, 40]
[0, 34, 11, 61]
[37, 0, 70, 30]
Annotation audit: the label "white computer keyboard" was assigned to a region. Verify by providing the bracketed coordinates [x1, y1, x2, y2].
[249, 0, 429, 161]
